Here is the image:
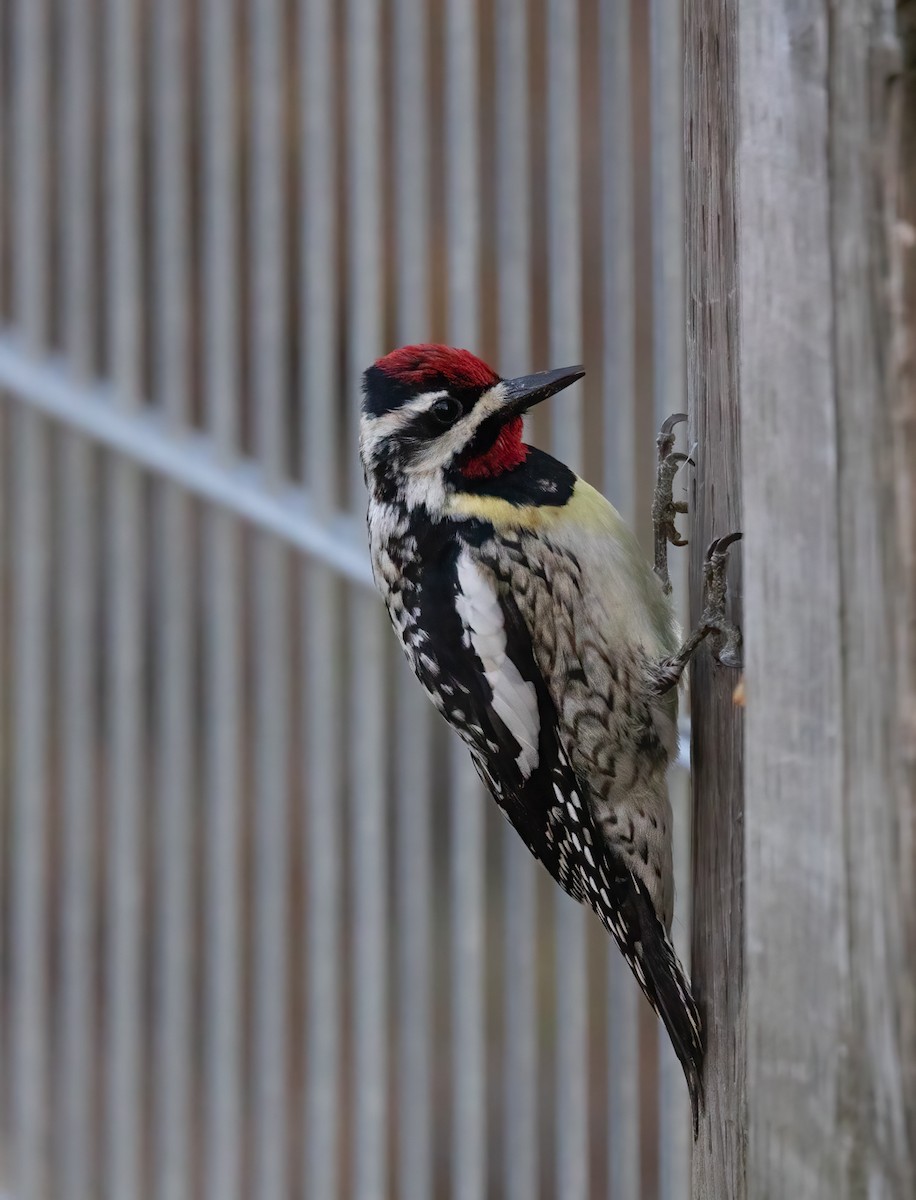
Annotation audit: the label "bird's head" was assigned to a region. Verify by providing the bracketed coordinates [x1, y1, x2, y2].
[360, 344, 583, 512]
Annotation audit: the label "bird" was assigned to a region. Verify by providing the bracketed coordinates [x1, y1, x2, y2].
[359, 343, 742, 1130]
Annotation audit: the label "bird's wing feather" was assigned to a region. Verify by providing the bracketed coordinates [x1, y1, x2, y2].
[401, 524, 702, 1124]
[409, 530, 588, 893]
[451, 526, 703, 1128]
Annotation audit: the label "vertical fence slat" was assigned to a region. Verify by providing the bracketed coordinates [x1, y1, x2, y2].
[393, 0, 430, 342]
[202, 1, 242, 1196]
[545, 3, 588, 1198]
[303, 567, 342, 1200]
[251, 2, 291, 1197]
[252, 532, 290, 1200]
[104, 388, 145, 1200]
[0, 0, 6, 318]
[649, 0, 691, 1193]
[547, 0, 584, 463]
[11, 410, 49, 1200]
[202, 0, 239, 465]
[449, 740, 486, 1200]
[496, 0, 532, 378]
[153, 1, 192, 1197]
[11, 20, 51, 1200]
[154, 487, 193, 1200]
[62, 0, 95, 380]
[392, 2, 434, 1197]
[684, 6, 747, 1196]
[445, 0, 481, 350]
[0, 402, 7, 1186]
[59, 0, 98, 1195]
[203, 510, 242, 1200]
[153, 0, 189, 433]
[13, 0, 47, 350]
[106, 0, 142, 410]
[302, 0, 339, 514]
[395, 676, 433, 1200]
[444, 1, 486, 1197]
[649, 0, 686, 422]
[11, 3, 49, 1172]
[347, 1, 388, 1197]
[105, 0, 145, 1192]
[495, 1, 538, 1197]
[11, 1, 49, 1198]
[0, 0, 7, 1143]
[599, 6, 641, 1199]
[600, 0, 637, 520]
[301, 0, 342, 1195]
[350, 601, 388, 1200]
[346, 0, 384, 477]
[607, 954, 640, 1200]
[251, 0, 288, 489]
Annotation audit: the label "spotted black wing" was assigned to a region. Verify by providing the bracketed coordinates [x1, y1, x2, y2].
[395, 522, 582, 892]
[399, 524, 703, 1123]
[441, 529, 704, 1124]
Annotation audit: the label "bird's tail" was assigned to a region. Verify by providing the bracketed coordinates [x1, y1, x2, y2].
[641, 920, 704, 1136]
[606, 891, 705, 1136]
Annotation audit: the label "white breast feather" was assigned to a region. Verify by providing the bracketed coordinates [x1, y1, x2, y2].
[454, 551, 539, 776]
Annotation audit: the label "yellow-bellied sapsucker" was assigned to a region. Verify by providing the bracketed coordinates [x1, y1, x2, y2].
[359, 344, 741, 1129]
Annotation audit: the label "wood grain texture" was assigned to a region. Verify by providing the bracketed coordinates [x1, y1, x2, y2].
[893, 0, 916, 1166]
[735, 1, 914, 1197]
[684, 2, 746, 1197]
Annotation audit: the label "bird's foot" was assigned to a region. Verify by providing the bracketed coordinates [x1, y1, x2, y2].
[701, 533, 743, 669]
[653, 413, 690, 595]
[651, 532, 743, 693]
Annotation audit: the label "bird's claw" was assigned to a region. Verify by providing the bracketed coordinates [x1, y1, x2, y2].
[650, 530, 744, 694]
[701, 533, 743, 668]
[653, 414, 690, 594]
[659, 411, 688, 443]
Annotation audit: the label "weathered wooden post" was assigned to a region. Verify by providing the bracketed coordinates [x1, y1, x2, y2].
[685, 0, 745, 1194]
[686, 1, 916, 1195]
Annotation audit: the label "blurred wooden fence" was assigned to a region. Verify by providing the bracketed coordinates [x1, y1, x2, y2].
[0, 2, 698, 1199]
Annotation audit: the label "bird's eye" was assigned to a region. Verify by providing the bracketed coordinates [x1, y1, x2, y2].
[430, 395, 463, 427]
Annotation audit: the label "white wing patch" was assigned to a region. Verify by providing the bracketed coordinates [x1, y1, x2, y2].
[454, 550, 539, 776]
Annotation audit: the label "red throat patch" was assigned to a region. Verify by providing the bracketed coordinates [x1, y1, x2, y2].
[460, 417, 527, 479]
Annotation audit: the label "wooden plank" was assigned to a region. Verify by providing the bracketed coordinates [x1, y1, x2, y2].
[734, 1, 913, 1196]
[688, 0, 916, 1193]
[684, 1, 746, 1196]
[891, 0, 916, 1165]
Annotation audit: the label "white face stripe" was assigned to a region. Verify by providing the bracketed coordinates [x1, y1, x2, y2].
[404, 380, 508, 473]
[359, 380, 510, 474]
[362, 388, 451, 441]
[454, 549, 539, 777]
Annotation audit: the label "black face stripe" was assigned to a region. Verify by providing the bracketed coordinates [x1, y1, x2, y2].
[362, 364, 493, 419]
[454, 406, 509, 462]
[397, 399, 473, 445]
[448, 445, 576, 506]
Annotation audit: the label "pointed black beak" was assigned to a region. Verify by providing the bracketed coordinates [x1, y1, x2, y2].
[500, 365, 585, 417]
